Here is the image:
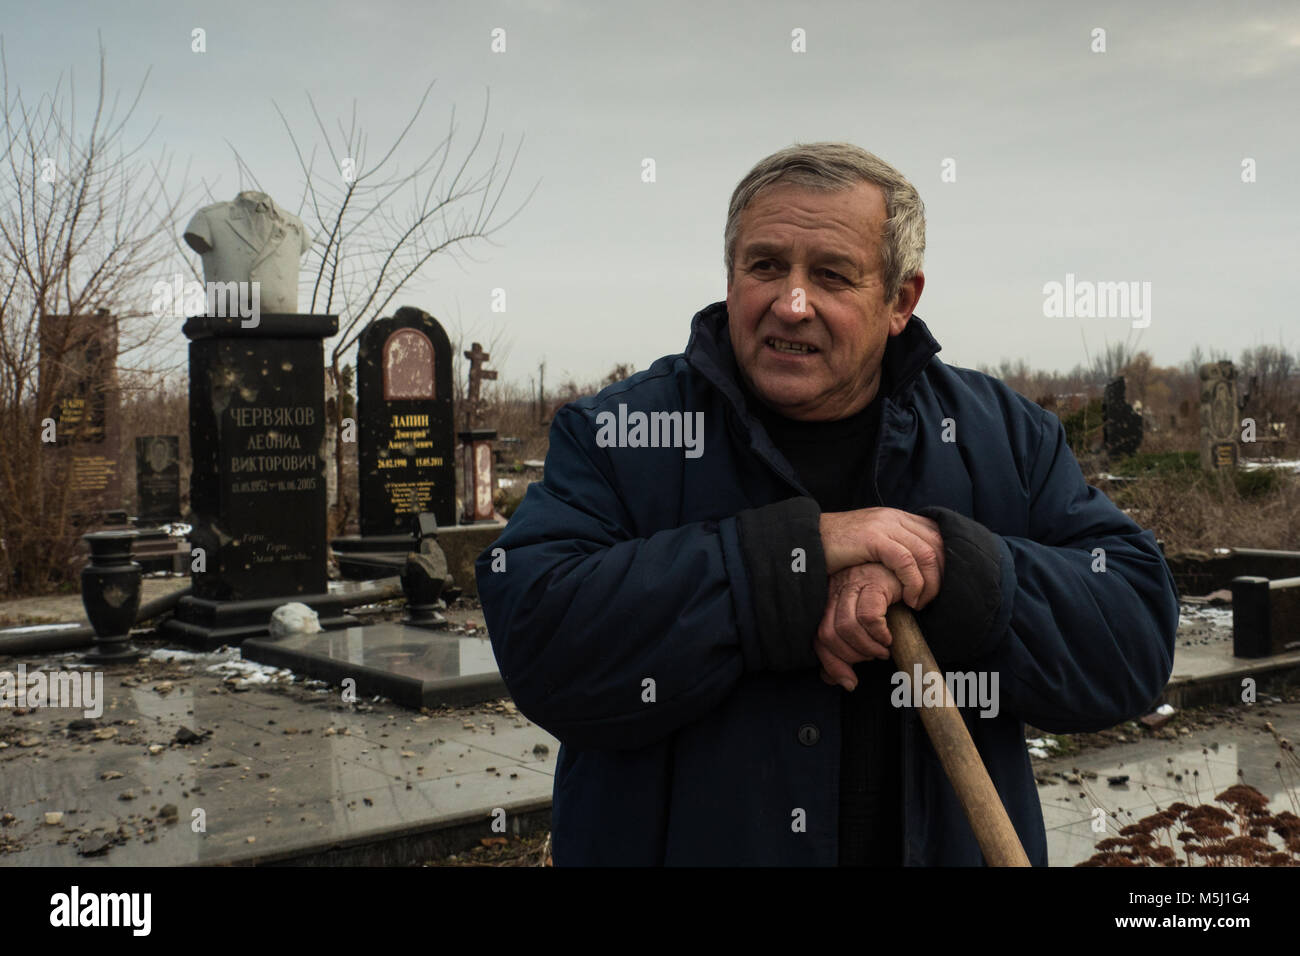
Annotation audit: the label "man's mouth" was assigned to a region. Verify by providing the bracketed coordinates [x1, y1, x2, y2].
[765, 337, 818, 355]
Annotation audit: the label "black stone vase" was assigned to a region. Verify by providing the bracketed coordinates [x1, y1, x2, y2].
[81, 530, 143, 663]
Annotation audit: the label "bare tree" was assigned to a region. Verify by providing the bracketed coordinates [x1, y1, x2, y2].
[1239, 343, 1297, 428]
[267, 83, 536, 534]
[0, 38, 191, 595]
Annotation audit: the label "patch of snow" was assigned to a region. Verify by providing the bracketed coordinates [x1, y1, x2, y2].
[1156, 703, 1175, 716]
[1025, 736, 1060, 759]
[0, 622, 82, 635]
[149, 646, 291, 687]
[1179, 605, 1234, 630]
[148, 647, 215, 663]
[205, 657, 292, 685]
[1239, 459, 1300, 473]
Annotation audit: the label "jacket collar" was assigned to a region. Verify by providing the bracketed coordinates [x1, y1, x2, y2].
[684, 300, 942, 424]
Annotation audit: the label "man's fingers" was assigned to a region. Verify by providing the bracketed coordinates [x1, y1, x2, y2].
[881, 526, 943, 608]
[896, 514, 946, 592]
[897, 512, 943, 552]
[874, 536, 928, 609]
[831, 585, 891, 661]
[815, 642, 858, 691]
[817, 616, 872, 666]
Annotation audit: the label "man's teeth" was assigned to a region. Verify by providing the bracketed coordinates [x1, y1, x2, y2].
[767, 338, 816, 353]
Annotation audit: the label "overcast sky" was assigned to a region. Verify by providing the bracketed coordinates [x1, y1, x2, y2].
[6, 0, 1299, 389]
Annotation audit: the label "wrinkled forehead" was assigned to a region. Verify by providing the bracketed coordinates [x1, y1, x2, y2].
[733, 181, 887, 265]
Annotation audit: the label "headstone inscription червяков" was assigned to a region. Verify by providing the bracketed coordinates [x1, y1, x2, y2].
[184, 315, 336, 602]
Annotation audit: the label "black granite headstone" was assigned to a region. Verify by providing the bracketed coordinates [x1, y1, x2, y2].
[183, 314, 335, 601]
[357, 307, 455, 533]
[1102, 377, 1143, 459]
[135, 435, 181, 523]
[242, 622, 505, 709]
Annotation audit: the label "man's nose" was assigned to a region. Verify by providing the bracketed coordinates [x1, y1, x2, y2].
[771, 269, 813, 322]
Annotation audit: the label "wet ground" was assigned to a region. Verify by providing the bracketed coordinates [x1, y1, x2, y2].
[0, 613, 557, 866]
[0, 595, 1296, 866]
[1035, 697, 1300, 865]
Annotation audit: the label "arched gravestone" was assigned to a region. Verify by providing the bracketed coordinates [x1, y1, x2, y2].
[357, 307, 455, 533]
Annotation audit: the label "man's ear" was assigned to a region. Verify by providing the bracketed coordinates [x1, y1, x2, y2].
[888, 271, 925, 335]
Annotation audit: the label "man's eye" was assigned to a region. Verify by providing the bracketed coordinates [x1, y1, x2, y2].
[822, 269, 847, 282]
[752, 260, 777, 271]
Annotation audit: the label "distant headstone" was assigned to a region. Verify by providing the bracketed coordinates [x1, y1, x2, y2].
[135, 435, 181, 523]
[357, 307, 455, 533]
[462, 341, 498, 430]
[39, 311, 122, 514]
[1199, 361, 1238, 472]
[1102, 376, 1143, 459]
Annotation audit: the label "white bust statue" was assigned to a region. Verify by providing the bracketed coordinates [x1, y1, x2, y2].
[184, 191, 312, 314]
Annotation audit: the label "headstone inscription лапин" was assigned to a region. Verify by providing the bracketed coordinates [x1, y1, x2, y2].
[357, 307, 455, 533]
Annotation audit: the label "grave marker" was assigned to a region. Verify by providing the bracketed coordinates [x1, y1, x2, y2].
[1102, 376, 1143, 459]
[39, 311, 122, 514]
[135, 435, 181, 523]
[463, 341, 497, 429]
[357, 307, 455, 533]
[1199, 361, 1239, 472]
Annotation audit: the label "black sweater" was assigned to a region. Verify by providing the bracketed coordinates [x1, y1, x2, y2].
[744, 386, 903, 866]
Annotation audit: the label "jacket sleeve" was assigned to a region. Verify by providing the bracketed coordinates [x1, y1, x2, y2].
[965, 409, 1179, 732]
[475, 404, 825, 751]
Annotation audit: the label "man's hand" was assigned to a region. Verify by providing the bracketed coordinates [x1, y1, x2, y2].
[816, 562, 905, 691]
[819, 508, 945, 608]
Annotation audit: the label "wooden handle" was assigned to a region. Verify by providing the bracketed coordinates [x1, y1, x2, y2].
[886, 605, 1031, 867]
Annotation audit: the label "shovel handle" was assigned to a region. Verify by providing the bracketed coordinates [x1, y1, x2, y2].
[887, 605, 1031, 867]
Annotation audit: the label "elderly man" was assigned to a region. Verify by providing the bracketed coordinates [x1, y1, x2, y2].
[476, 143, 1179, 866]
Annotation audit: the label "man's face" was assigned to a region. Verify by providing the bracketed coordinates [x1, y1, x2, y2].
[726, 182, 922, 421]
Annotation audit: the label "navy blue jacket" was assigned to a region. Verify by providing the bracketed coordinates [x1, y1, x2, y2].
[476, 301, 1179, 865]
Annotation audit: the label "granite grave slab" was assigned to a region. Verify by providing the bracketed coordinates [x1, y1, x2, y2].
[242, 622, 505, 709]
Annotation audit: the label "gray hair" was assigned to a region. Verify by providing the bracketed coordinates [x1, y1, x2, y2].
[723, 142, 926, 303]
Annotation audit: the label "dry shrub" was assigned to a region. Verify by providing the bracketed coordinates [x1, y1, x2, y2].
[1081, 723, 1299, 866]
[1107, 463, 1300, 552]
